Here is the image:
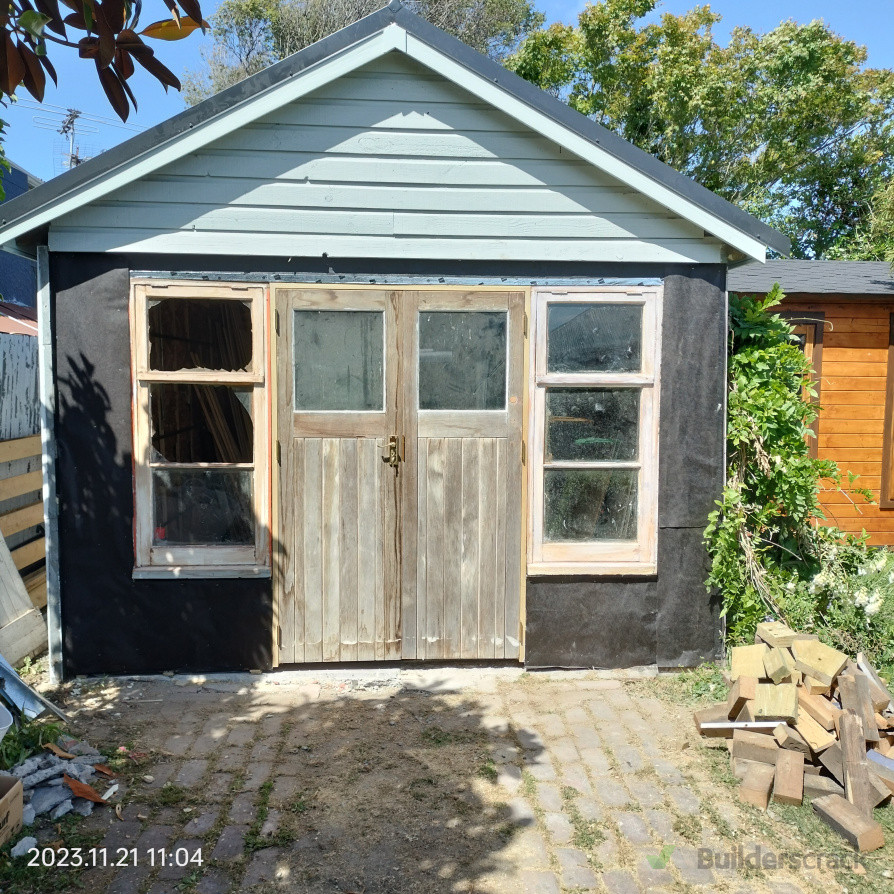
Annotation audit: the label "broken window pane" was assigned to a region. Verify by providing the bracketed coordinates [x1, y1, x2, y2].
[153, 469, 253, 545]
[547, 303, 642, 373]
[418, 311, 507, 410]
[545, 388, 639, 462]
[293, 310, 384, 411]
[543, 469, 638, 542]
[148, 299, 252, 371]
[150, 385, 253, 464]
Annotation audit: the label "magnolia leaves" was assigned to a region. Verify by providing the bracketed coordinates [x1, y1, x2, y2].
[1, 0, 205, 119]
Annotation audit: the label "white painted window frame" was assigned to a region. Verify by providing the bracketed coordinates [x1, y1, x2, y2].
[130, 280, 271, 579]
[527, 286, 662, 576]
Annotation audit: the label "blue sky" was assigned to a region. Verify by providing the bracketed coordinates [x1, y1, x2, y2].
[3, 0, 894, 182]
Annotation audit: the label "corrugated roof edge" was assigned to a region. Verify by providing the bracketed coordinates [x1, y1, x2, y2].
[0, 0, 789, 257]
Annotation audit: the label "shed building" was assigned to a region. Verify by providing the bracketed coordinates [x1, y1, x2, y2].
[0, 2, 787, 678]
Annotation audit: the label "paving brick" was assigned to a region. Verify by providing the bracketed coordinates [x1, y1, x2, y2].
[204, 772, 235, 802]
[555, 847, 598, 889]
[226, 725, 255, 747]
[270, 774, 301, 804]
[585, 699, 620, 723]
[569, 725, 603, 750]
[189, 735, 223, 757]
[671, 845, 716, 886]
[174, 760, 208, 788]
[596, 835, 618, 865]
[157, 839, 204, 880]
[143, 763, 176, 789]
[146, 880, 180, 894]
[250, 741, 278, 763]
[195, 869, 231, 894]
[561, 762, 593, 796]
[574, 796, 602, 822]
[105, 863, 152, 894]
[635, 849, 674, 888]
[626, 776, 666, 808]
[135, 823, 176, 853]
[645, 809, 675, 840]
[260, 808, 281, 839]
[613, 744, 644, 774]
[497, 764, 522, 793]
[242, 761, 273, 791]
[100, 820, 143, 851]
[616, 812, 652, 846]
[667, 785, 701, 815]
[600, 869, 641, 894]
[543, 811, 574, 845]
[243, 846, 287, 886]
[507, 797, 537, 827]
[162, 734, 193, 757]
[652, 759, 685, 785]
[521, 869, 561, 894]
[512, 829, 551, 869]
[579, 747, 611, 776]
[184, 809, 219, 837]
[228, 792, 257, 824]
[260, 714, 284, 737]
[549, 738, 580, 764]
[216, 748, 249, 772]
[594, 778, 629, 807]
[211, 825, 248, 861]
[536, 783, 563, 813]
[538, 714, 567, 738]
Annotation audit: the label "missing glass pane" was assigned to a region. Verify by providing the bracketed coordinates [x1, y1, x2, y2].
[545, 389, 639, 462]
[544, 469, 637, 542]
[293, 310, 384, 411]
[547, 303, 642, 373]
[153, 469, 253, 545]
[148, 299, 252, 371]
[419, 311, 507, 410]
[151, 384, 253, 463]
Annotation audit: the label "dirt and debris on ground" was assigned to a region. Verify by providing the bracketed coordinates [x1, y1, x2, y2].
[0, 663, 892, 893]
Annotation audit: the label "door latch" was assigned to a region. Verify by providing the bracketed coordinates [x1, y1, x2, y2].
[382, 435, 402, 471]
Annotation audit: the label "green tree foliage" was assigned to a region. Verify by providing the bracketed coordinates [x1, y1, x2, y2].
[0, 1, 208, 121]
[183, 0, 543, 104]
[507, 0, 894, 259]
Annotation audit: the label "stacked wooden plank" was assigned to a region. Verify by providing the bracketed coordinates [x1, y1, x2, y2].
[694, 621, 894, 853]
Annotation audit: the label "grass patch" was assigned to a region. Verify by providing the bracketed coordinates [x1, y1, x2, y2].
[244, 779, 294, 851]
[640, 663, 729, 707]
[561, 785, 605, 856]
[672, 813, 702, 843]
[478, 759, 498, 783]
[149, 783, 190, 807]
[0, 813, 103, 894]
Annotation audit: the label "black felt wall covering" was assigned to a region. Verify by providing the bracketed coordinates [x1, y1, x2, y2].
[51, 254, 272, 676]
[526, 266, 726, 668]
[50, 253, 723, 673]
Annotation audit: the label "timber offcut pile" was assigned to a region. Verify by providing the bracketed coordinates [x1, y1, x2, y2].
[694, 621, 894, 853]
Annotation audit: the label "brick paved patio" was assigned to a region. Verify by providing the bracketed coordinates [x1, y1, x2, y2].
[23, 668, 834, 893]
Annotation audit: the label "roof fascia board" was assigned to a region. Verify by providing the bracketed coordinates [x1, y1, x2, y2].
[403, 33, 767, 262]
[0, 26, 404, 245]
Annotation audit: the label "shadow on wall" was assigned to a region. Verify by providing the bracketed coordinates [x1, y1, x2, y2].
[55, 349, 277, 674]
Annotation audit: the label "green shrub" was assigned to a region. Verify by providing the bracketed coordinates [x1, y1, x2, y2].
[704, 287, 892, 674]
[0, 717, 65, 771]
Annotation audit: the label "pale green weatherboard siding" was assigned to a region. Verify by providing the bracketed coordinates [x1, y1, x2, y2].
[49, 54, 724, 263]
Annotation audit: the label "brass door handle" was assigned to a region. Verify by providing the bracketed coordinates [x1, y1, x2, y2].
[382, 435, 402, 469]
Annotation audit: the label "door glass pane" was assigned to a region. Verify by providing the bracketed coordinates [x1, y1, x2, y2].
[545, 388, 639, 462]
[153, 469, 253, 545]
[544, 469, 637, 541]
[547, 303, 642, 373]
[150, 384, 253, 463]
[293, 311, 384, 411]
[148, 299, 252, 371]
[419, 311, 507, 410]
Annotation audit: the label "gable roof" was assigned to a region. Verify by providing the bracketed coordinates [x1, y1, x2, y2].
[0, 0, 788, 260]
[728, 260, 894, 296]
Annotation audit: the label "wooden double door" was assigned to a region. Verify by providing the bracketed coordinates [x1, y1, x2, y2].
[275, 288, 525, 663]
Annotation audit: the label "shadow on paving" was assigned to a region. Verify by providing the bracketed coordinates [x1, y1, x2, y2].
[236, 688, 536, 893]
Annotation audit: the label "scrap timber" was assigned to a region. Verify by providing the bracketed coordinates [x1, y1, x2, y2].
[694, 620, 894, 853]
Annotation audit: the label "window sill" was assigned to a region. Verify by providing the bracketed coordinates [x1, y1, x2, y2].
[527, 561, 657, 577]
[133, 565, 272, 580]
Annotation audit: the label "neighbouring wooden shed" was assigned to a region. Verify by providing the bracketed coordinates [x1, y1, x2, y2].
[0, 2, 786, 678]
[728, 260, 894, 546]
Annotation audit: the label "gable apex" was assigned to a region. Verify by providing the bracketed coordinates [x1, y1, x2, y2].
[0, 2, 787, 260]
